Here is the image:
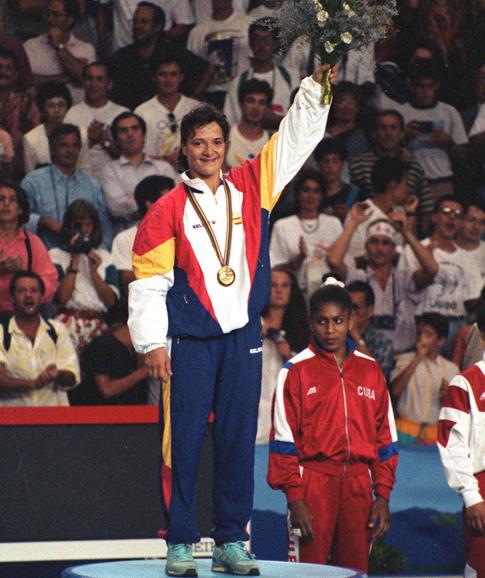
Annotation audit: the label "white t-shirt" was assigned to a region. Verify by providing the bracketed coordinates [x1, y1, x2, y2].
[64, 100, 128, 178]
[187, 11, 253, 92]
[23, 34, 96, 104]
[94, 0, 195, 51]
[462, 241, 485, 283]
[398, 238, 482, 317]
[223, 65, 299, 126]
[192, 0, 249, 24]
[111, 225, 138, 271]
[49, 247, 119, 312]
[270, 213, 343, 291]
[134, 94, 202, 158]
[398, 101, 468, 180]
[225, 124, 269, 169]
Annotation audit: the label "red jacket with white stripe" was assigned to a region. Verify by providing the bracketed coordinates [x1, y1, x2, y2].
[267, 339, 399, 503]
[438, 354, 485, 508]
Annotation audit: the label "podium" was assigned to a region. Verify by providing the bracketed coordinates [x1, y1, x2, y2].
[62, 559, 366, 577]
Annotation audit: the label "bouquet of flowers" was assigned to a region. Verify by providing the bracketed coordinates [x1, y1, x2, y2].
[277, 0, 397, 102]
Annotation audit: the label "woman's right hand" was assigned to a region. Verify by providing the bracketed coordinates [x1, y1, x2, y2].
[145, 347, 172, 382]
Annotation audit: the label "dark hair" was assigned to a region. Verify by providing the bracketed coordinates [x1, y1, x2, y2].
[313, 138, 348, 163]
[9, 270, 45, 296]
[48, 123, 81, 148]
[462, 197, 485, 214]
[416, 312, 449, 339]
[262, 266, 310, 352]
[238, 78, 273, 104]
[371, 157, 407, 195]
[477, 305, 485, 334]
[111, 112, 147, 140]
[82, 61, 111, 81]
[332, 81, 362, 106]
[0, 46, 19, 70]
[433, 194, 464, 214]
[374, 109, 405, 131]
[58, 199, 103, 249]
[0, 180, 30, 226]
[134, 175, 175, 216]
[309, 283, 353, 317]
[249, 16, 280, 39]
[135, 1, 165, 27]
[52, 0, 80, 22]
[409, 59, 442, 83]
[346, 280, 375, 307]
[151, 51, 183, 75]
[180, 105, 230, 145]
[36, 81, 72, 112]
[292, 169, 325, 214]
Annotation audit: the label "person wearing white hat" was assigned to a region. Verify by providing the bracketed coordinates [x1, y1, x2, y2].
[327, 204, 438, 353]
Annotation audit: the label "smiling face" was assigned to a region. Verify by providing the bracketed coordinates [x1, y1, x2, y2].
[332, 93, 359, 124]
[182, 122, 226, 183]
[12, 276, 43, 318]
[311, 302, 352, 360]
[460, 205, 485, 243]
[83, 64, 111, 105]
[297, 178, 323, 215]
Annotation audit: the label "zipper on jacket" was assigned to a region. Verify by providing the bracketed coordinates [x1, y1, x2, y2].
[339, 366, 351, 476]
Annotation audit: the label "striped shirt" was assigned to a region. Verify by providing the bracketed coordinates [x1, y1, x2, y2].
[348, 151, 434, 214]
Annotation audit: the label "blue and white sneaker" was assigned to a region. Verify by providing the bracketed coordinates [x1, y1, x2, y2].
[165, 543, 197, 577]
[211, 541, 260, 576]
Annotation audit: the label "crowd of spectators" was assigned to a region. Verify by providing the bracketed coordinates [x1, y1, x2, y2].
[0, 0, 484, 453]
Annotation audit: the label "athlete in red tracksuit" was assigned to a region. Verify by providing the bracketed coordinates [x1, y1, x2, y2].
[267, 280, 399, 573]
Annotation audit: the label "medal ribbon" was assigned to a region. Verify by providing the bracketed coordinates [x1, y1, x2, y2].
[185, 180, 233, 269]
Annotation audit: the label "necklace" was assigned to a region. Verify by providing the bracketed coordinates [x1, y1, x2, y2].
[299, 217, 319, 234]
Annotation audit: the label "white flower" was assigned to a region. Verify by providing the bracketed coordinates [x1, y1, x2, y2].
[324, 41, 334, 53]
[341, 32, 353, 44]
[316, 9, 329, 23]
[342, 2, 351, 10]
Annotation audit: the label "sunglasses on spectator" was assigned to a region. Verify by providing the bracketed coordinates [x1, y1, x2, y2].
[439, 207, 463, 218]
[167, 112, 177, 134]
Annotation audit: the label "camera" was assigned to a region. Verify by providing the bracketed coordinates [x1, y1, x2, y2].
[266, 329, 287, 343]
[71, 233, 93, 254]
[418, 121, 434, 134]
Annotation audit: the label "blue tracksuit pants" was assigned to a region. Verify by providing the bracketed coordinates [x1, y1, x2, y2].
[163, 317, 263, 544]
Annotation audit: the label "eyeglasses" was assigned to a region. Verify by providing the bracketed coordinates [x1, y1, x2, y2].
[464, 215, 485, 226]
[439, 207, 463, 218]
[167, 112, 177, 134]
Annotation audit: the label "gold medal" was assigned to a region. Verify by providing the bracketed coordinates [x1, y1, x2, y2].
[185, 180, 236, 288]
[217, 265, 236, 286]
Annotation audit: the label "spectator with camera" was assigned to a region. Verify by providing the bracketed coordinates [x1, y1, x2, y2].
[399, 61, 468, 201]
[327, 208, 438, 355]
[257, 265, 310, 444]
[49, 199, 119, 351]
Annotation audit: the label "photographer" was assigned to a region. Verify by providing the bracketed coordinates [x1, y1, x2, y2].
[257, 266, 310, 444]
[49, 199, 119, 351]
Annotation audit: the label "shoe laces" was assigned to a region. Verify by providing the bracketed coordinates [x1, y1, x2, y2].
[168, 543, 193, 560]
[223, 541, 255, 560]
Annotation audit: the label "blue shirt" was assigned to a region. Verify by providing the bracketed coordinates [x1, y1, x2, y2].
[21, 164, 113, 249]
